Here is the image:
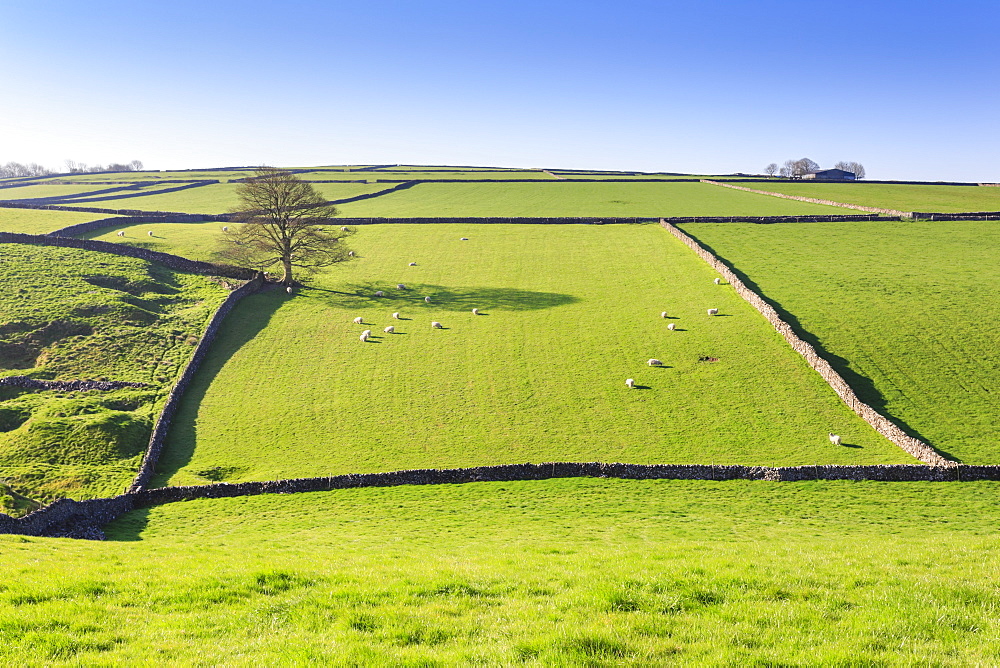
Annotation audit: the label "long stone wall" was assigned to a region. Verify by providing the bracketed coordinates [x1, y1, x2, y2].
[334, 214, 886, 226]
[0, 231, 255, 279]
[661, 220, 949, 465]
[0, 376, 146, 392]
[6, 461, 1000, 539]
[702, 179, 911, 217]
[126, 273, 266, 492]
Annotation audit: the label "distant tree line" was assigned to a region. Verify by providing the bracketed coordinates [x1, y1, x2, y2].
[0, 159, 144, 178]
[763, 158, 865, 179]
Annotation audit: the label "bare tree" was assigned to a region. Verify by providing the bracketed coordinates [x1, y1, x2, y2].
[780, 158, 819, 178]
[764, 163, 778, 177]
[834, 161, 866, 179]
[217, 168, 353, 284]
[129, 159, 144, 171]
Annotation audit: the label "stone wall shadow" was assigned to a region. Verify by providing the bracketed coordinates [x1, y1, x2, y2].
[148, 289, 285, 487]
[684, 229, 957, 461]
[305, 282, 578, 311]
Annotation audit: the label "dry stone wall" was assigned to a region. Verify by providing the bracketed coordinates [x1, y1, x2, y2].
[0, 376, 145, 392]
[661, 220, 950, 465]
[702, 179, 911, 217]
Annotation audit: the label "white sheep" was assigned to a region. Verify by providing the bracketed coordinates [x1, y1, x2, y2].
[222, 226, 229, 232]
[116, 230, 125, 237]
[648, 359, 663, 367]
[424, 296, 432, 303]
[667, 323, 676, 331]
[409, 262, 417, 266]
[147, 230, 154, 237]
[286, 286, 293, 294]
[625, 378, 635, 389]
[384, 326, 395, 334]
[471, 308, 479, 315]
[396, 284, 406, 290]
[360, 330, 371, 342]
[460, 237, 468, 240]
[375, 290, 384, 297]
[353, 316, 363, 324]
[348, 251, 355, 257]
[660, 311, 668, 318]
[431, 321, 443, 329]
[714, 278, 721, 285]
[341, 226, 349, 231]
[392, 312, 400, 319]
[829, 433, 842, 446]
[707, 308, 719, 316]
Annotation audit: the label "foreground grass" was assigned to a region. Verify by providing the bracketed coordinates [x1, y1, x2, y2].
[334, 181, 847, 217]
[0, 208, 117, 235]
[0, 245, 228, 506]
[680, 220, 1000, 463]
[155, 223, 908, 487]
[740, 181, 1000, 213]
[2, 478, 1000, 663]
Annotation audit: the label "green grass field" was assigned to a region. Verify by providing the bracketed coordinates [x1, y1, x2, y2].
[2, 478, 1000, 663]
[0, 244, 228, 507]
[153, 223, 909, 488]
[332, 181, 847, 217]
[0, 209, 118, 235]
[739, 181, 1000, 213]
[0, 183, 124, 200]
[680, 220, 1000, 463]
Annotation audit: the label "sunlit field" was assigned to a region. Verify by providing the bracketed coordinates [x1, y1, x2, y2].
[739, 181, 1000, 213]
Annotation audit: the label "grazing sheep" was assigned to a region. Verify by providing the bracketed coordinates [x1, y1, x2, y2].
[707, 308, 719, 316]
[375, 291, 384, 297]
[431, 321, 443, 329]
[829, 433, 842, 446]
[460, 237, 468, 240]
[222, 226, 229, 232]
[409, 262, 417, 266]
[660, 311, 668, 318]
[471, 308, 479, 315]
[286, 286, 293, 294]
[714, 278, 721, 285]
[348, 251, 355, 257]
[396, 284, 406, 290]
[360, 330, 371, 342]
[147, 231, 154, 237]
[648, 359, 663, 366]
[424, 296, 432, 303]
[384, 326, 394, 334]
[392, 312, 401, 319]
[341, 226, 349, 231]
[667, 323, 676, 331]
[625, 378, 635, 389]
[353, 316, 363, 324]
[116, 231, 125, 237]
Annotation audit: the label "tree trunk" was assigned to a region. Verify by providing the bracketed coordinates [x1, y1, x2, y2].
[281, 258, 293, 284]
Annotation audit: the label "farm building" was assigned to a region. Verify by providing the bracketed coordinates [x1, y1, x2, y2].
[802, 168, 856, 180]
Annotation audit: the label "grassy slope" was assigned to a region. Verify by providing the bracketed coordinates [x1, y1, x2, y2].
[680, 221, 1000, 463]
[157, 224, 908, 487]
[741, 181, 1000, 213]
[335, 181, 848, 217]
[0, 184, 120, 200]
[0, 209, 117, 235]
[3, 479, 1000, 663]
[0, 244, 228, 505]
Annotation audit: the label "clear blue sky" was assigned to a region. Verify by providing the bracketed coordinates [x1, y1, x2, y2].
[1, 1, 997, 180]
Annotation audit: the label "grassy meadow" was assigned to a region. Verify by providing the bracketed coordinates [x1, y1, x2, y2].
[154, 223, 909, 488]
[0, 209, 118, 235]
[740, 181, 1000, 213]
[0, 183, 124, 201]
[0, 244, 228, 507]
[3, 478, 1000, 663]
[680, 220, 1000, 463]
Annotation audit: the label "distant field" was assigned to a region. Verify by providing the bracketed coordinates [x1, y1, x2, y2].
[84, 221, 231, 261]
[334, 182, 847, 217]
[0, 183, 120, 200]
[300, 170, 555, 181]
[0, 209, 116, 235]
[3, 479, 1000, 663]
[0, 244, 227, 507]
[740, 181, 1000, 213]
[680, 221, 1000, 463]
[155, 223, 908, 488]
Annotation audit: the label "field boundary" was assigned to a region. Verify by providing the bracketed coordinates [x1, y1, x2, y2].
[127, 273, 266, 492]
[4, 462, 999, 539]
[662, 220, 949, 465]
[701, 179, 911, 216]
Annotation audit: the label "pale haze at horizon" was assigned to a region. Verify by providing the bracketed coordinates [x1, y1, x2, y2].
[1, 1, 997, 181]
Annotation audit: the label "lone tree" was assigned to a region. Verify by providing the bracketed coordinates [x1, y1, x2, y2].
[217, 168, 353, 284]
[764, 162, 778, 177]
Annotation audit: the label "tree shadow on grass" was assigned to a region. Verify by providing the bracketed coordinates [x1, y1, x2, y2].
[302, 282, 579, 312]
[146, 289, 286, 491]
[681, 229, 959, 463]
